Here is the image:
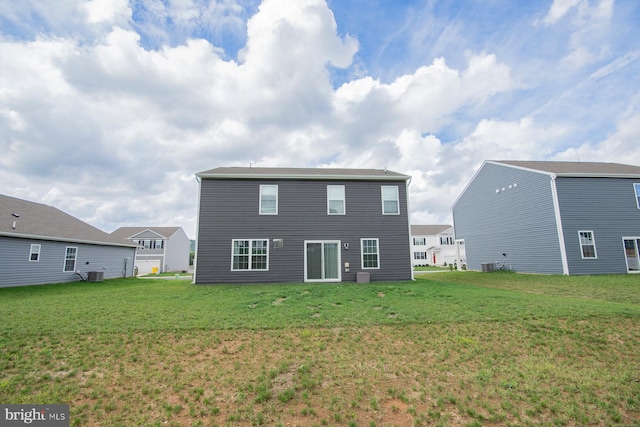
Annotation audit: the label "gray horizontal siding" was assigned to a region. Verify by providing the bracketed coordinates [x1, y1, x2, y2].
[195, 178, 412, 284]
[453, 163, 564, 274]
[556, 177, 640, 274]
[0, 236, 136, 287]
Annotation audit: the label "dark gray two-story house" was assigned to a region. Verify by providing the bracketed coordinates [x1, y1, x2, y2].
[194, 167, 413, 284]
[452, 160, 640, 275]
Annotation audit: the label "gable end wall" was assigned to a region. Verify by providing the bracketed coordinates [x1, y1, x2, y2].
[452, 163, 564, 273]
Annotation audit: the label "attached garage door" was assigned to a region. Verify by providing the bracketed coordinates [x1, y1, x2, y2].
[136, 259, 161, 275]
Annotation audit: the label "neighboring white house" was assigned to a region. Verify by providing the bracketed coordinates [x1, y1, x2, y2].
[111, 227, 190, 274]
[410, 225, 466, 267]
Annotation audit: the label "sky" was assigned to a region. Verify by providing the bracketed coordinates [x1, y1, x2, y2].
[1, 0, 639, 239]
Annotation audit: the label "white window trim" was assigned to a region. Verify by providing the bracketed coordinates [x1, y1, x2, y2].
[578, 231, 598, 259]
[230, 239, 269, 271]
[381, 186, 400, 215]
[64, 246, 78, 272]
[634, 183, 640, 209]
[327, 185, 346, 215]
[259, 185, 278, 215]
[29, 244, 41, 262]
[622, 237, 640, 274]
[361, 238, 381, 270]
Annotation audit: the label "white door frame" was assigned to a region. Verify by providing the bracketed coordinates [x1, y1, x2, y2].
[304, 240, 341, 282]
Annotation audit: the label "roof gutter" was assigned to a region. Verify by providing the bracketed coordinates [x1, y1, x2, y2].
[0, 232, 139, 248]
[195, 172, 410, 181]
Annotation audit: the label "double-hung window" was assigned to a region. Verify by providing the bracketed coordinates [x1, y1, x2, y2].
[381, 186, 399, 215]
[634, 183, 640, 209]
[232, 239, 269, 271]
[29, 244, 41, 262]
[413, 237, 426, 246]
[361, 238, 380, 269]
[260, 185, 278, 215]
[64, 247, 77, 272]
[327, 185, 345, 215]
[579, 231, 597, 259]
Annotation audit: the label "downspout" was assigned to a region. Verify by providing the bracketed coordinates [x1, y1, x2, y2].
[405, 177, 415, 281]
[550, 175, 570, 275]
[192, 175, 202, 284]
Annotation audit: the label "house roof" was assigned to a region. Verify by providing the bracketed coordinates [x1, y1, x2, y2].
[196, 167, 410, 181]
[492, 160, 640, 177]
[0, 194, 137, 247]
[411, 224, 452, 236]
[111, 226, 182, 240]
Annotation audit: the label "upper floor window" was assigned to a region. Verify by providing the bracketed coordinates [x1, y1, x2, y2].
[327, 185, 345, 215]
[381, 186, 399, 215]
[440, 236, 454, 245]
[232, 239, 269, 271]
[413, 237, 426, 245]
[361, 238, 380, 269]
[635, 183, 640, 209]
[138, 239, 164, 250]
[29, 244, 41, 262]
[578, 231, 597, 259]
[64, 247, 77, 272]
[260, 185, 278, 215]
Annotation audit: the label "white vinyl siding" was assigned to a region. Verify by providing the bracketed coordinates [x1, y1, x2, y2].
[64, 247, 77, 272]
[259, 185, 278, 215]
[381, 186, 399, 215]
[327, 185, 346, 215]
[578, 231, 597, 259]
[231, 239, 269, 271]
[29, 244, 41, 262]
[361, 238, 380, 269]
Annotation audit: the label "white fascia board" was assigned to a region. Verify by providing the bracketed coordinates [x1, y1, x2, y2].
[195, 172, 410, 181]
[0, 232, 139, 248]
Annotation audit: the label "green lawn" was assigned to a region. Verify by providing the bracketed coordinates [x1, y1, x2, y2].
[1, 273, 639, 426]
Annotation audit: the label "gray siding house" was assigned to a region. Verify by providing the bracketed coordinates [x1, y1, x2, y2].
[194, 167, 413, 284]
[452, 160, 640, 275]
[111, 227, 191, 274]
[0, 194, 137, 287]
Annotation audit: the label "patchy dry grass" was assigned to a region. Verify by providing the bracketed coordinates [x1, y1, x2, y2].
[1, 274, 639, 426]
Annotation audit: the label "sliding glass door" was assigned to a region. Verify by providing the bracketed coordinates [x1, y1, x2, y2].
[623, 238, 640, 273]
[305, 241, 341, 282]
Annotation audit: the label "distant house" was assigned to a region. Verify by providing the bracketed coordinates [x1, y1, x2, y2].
[452, 160, 640, 274]
[0, 194, 137, 287]
[194, 167, 413, 284]
[111, 227, 191, 274]
[410, 224, 465, 267]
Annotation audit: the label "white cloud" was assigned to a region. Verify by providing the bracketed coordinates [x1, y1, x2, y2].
[83, 0, 131, 24]
[542, 0, 582, 25]
[0, 0, 638, 237]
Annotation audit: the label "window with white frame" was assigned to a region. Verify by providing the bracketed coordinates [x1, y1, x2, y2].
[259, 185, 278, 215]
[579, 231, 597, 259]
[440, 236, 454, 245]
[361, 238, 380, 269]
[64, 247, 77, 272]
[414, 251, 427, 260]
[634, 183, 640, 209]
[413, 237, 426, 245]
[381, 186, 399, 215]
[232, 239, 269, 271]
[29, 244, 41, 262]
[327, 185, 346, 215]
